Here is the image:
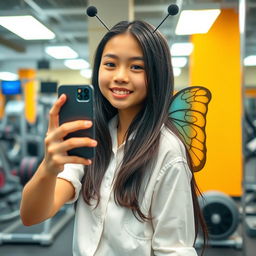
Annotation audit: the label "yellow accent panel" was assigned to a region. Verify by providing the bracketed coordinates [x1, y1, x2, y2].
[190, 9, 242, 196]
[19, 69, 37, 124]
[0, 92, 5, 119]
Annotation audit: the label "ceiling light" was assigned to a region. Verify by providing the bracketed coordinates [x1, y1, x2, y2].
[173, 68, 182, 77]
[0, 72, 18, 81]
[45, 46, 78, 59]
[0, 15, 55, 40]
[171, 43, 194, 56]
[80, 69, 92, 79]
[175, 9, 221, 35]
[244, 55, 256, 66]
[64, 59, 90, 70]
[172, 57, 187, 68]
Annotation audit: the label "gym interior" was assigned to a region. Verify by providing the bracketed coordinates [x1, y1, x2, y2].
[0, 0, 255, 255]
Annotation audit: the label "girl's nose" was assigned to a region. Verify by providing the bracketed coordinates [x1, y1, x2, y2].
[113, 67, 129, 84]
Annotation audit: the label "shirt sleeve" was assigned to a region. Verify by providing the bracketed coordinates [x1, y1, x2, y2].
[151, 159, 198, 256]
[57, 163, 84, 204]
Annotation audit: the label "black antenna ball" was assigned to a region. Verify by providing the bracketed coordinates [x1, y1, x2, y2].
[168, 4, 179, 16]
[86, 6, 97, 17]
[86, 5, 110, 31]
[153, 4, 179, 33]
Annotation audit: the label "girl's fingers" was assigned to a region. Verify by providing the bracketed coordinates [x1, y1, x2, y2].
[52, 154, 92, 166]
[66, 156, 92, 165]
[47, 120, 93, 141]
[47, 137, 97, 155]
[48, 94, 66, 131]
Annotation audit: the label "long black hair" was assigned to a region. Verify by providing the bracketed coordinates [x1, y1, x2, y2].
[82, 20, 207, 253]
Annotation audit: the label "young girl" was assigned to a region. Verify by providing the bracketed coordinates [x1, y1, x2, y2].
[20, 20, 207, 255]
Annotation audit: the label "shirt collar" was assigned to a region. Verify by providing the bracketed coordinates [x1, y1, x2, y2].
[108, 115, 166, 154]
[108, 115, 137, 154]
[108, 115, 119, 154]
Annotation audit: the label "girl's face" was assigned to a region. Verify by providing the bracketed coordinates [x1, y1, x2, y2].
[98, 33, 147, 115]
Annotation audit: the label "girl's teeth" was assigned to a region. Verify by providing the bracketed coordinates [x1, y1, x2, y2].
[113, 90, 130, 95]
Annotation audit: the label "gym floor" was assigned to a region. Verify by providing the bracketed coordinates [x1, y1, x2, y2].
[0, 158, 255, 256]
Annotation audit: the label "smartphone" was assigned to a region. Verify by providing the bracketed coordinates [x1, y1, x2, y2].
[58, 85, 95, 159]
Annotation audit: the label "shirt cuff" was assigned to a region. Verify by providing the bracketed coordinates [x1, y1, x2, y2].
[57, 163, 84, 204]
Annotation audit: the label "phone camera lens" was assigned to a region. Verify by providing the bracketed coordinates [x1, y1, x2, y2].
[77, 87, 90, 101]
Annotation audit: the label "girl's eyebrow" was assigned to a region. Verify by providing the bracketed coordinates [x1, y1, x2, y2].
[103, 54, 144, 61]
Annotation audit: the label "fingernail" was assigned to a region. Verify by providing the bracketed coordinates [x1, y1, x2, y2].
[91, 140, 97, 146]
[85, 121, 92, 126]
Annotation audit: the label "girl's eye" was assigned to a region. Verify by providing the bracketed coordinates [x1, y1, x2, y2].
[131, 65, 144, 70]
[104, 62, 115, 68]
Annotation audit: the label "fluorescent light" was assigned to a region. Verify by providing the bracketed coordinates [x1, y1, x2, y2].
[80, 69, 92, 79]
[171, 43, 194, 56]
[244, 55, 256, 66]
[172, 57, 187, 68]
[0, 72, 18, 81]
[64, 59, 90, 70]
[45, 46, 78, 59]
[0, 15, 55, 40]
[173, 68, 181, 77]
[176, 9, 221, 35]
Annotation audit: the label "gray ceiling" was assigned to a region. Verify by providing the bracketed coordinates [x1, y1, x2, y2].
[0, 0, 255, 73]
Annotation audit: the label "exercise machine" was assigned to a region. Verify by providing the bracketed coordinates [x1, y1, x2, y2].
[0, 140, 21, 222]
[196, 190, 242, 249]
[243, 95, 256, 237]
[0, 206, 74, 246]
[0, 79, 74, 246]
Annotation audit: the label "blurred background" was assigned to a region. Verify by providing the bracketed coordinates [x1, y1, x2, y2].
[0, 0, 256, 255]
[0, 0, 254, 87]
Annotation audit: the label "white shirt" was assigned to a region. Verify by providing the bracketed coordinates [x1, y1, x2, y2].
[58, 116, 197, 256]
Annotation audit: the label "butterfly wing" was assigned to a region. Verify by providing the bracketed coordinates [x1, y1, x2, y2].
[169, 86, 212, 172]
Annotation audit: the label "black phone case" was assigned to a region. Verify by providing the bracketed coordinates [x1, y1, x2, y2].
[58, 85, 95, 159]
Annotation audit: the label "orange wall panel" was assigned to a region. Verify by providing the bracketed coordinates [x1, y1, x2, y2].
[19, 69, 37, 124]
[190, 9, 242, 196]
[0, 92, 5, 119]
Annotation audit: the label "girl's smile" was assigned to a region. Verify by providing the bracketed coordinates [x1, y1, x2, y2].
[110, 87, 133, 98]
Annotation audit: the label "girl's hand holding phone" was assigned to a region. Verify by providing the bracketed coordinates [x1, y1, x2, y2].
[42, 94, 97, 176]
